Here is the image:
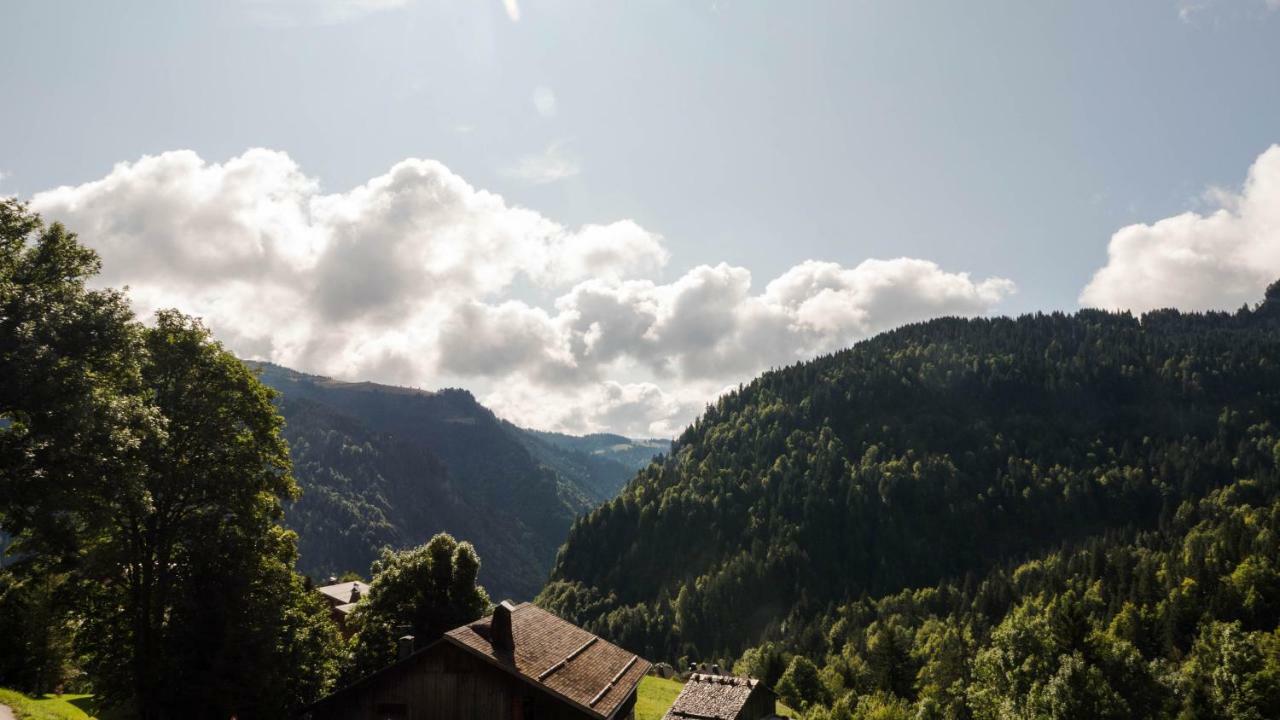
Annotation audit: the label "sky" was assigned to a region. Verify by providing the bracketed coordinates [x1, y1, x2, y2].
[3, 0, 1280, 437]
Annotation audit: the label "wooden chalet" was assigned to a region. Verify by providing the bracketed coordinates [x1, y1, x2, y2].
[316, 580, 369, 636]
[302, 600, 651, 720]
[661, 673, 780, 720]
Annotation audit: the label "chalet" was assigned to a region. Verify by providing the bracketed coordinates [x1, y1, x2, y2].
[302, 600, 651, 720]
[316, 580, 369, 635]
[661, 673, 781, 720]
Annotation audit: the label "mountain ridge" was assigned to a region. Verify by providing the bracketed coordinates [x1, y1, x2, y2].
[539, 290, 1280, 666]
[247, 361, 662, 599]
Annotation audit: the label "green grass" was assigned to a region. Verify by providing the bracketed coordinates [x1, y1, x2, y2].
[0, 689, 99, 720]
[636, 675, 798, 719]
[637, 675, 684, 720]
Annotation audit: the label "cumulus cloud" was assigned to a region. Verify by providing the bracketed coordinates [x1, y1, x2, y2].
[31, 148, 1014, 437]
[434, 258, 1016, 397]
[1080, 145, 1280, 314]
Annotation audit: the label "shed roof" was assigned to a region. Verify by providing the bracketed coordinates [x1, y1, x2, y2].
[316, 581, 368, 606]
[662, 674, 765, 720]
[445, 602, 651, 719]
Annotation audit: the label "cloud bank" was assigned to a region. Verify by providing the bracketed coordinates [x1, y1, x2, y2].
[1080, 145, 1280, 314]
[32, 149, 1014, 436]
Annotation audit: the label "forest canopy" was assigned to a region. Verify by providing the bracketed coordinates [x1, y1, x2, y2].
[540, 281, 1280, 719]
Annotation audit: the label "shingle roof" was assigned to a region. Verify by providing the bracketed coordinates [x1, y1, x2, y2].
[662, 674, 762, 720]
[445, 602, 651, 719]
[317, 581, 369, 605]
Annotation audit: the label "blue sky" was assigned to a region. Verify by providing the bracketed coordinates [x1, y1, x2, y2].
[4, 1, 1280, 435]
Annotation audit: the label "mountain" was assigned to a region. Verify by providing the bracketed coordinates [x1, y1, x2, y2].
[513, 429, 669, 504]
[250, 363, 662, 600]
[524, 430, 671, 472]
[538, 284, 1280, 676]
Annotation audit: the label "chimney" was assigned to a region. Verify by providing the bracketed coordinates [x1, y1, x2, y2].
[398, 635, 415, 661]
[492, 600, 516, 650]
[349, 583, 362, 603]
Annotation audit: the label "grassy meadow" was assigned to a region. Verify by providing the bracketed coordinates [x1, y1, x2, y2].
[0, 690, 99, 720]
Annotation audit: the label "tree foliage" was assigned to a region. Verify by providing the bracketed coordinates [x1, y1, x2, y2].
[346, 533, 491, 678]
[0, 201, 340, 718]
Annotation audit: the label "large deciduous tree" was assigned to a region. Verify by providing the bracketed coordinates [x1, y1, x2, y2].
[77, 311, 340, 718]
[0, 198, 152, 559]
[1, 200, 340, 717]
[0, 198, 151, 694]
[347, 533, 490, 677]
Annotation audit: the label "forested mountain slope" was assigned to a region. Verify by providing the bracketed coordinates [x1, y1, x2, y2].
[251, 364, 660, 599]
[539, 283, 1280, 677]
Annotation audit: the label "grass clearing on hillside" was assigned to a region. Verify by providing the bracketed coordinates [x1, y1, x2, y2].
[636, 675, 684, 720]
[0, 690, 98, 720]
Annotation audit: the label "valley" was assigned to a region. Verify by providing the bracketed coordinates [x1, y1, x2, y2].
[254, 362, 666, 600]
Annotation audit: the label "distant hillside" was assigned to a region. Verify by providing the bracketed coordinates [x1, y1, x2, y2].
[540, 284, 1280, 668]
[251, 364, 661, 600]
[526, 431, 669, 472]
[515, 429, 670, 504]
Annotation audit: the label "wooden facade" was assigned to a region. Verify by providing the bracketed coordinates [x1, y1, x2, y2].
[303, 641, 633, 720]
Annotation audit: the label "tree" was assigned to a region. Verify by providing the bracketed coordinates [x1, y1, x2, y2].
[0, 568, 75, 693]
[75, 311, 340, 718]
[347, 533, 490, 676]
[1028, 652, 1129, 720]
[849, 691, 913, 720]
[864, 620, 916, 698]
[777, 655, 828, 711]
[1, 207, 341, 716]
[1181, 621, 1280, 720]
[734, 641, 790, 687]
[968, 601, 1058, 719]
[0, 200, 151, 551]
[0, 199, 151, 693]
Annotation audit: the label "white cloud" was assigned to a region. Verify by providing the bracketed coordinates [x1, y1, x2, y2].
[502, 142, 581, 184]
[1080, 145, 1280, 314]
[31, 148, 1015, 437]
[241, 0, 410, 25]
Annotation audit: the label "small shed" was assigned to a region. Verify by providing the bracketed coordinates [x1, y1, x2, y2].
[302, 600, 651, 720]
[661, 673, 779, 720]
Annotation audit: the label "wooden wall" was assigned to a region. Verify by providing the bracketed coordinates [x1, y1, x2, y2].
[740, 686, 777, 720]
[305, 642, 634, 720]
